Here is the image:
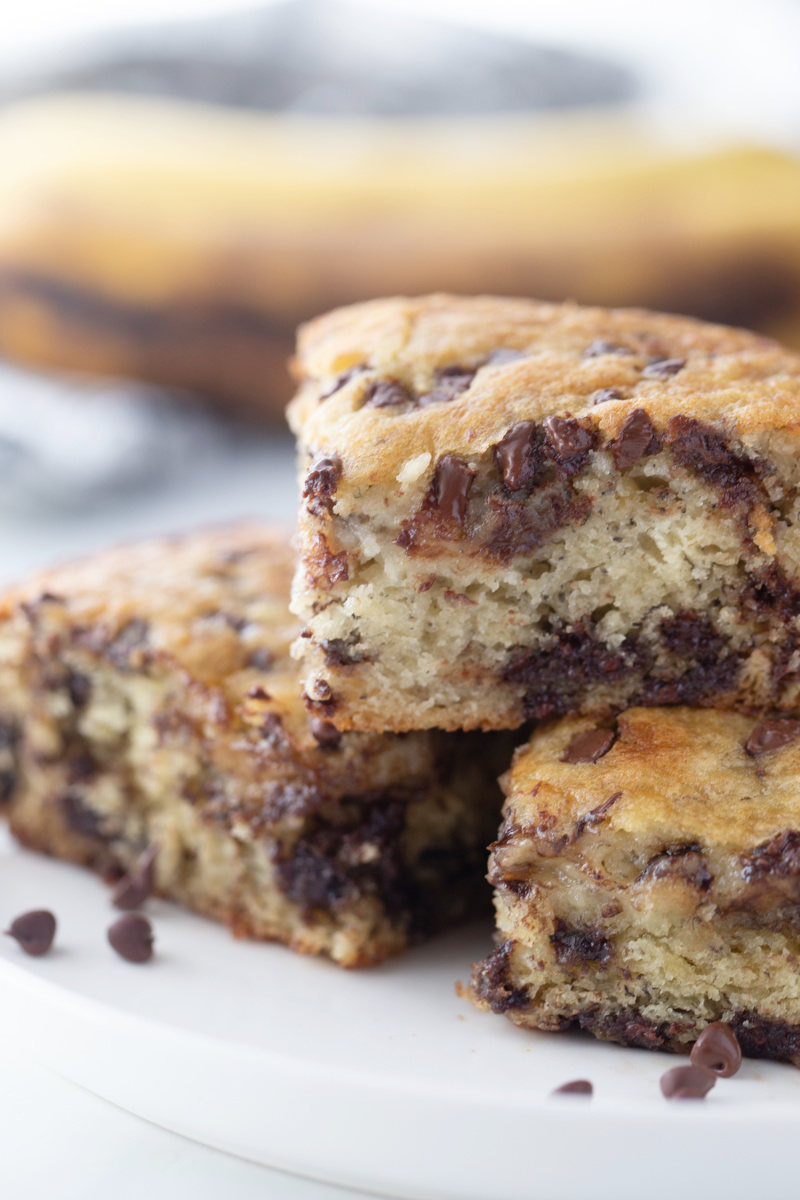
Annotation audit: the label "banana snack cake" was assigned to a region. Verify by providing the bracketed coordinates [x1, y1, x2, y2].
[471, 706, 800, 1066]
[289, 294, 800, 732]
[0, 525, 508, 967]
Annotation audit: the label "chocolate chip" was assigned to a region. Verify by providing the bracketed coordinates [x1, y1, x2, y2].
[609, 408, 661, 469]
[690, 1023, 742, 1078]
[308, 678, 333, 702]
[551, 1079, 593, 1096]
[543, 416, 594, 460]
[745, 718, 800, 756]
[108, 914, 154, 963]
[486, 347, 527, 366]
[561, 728, 615, 763]
[303, 455, 343, 515]
[660, 1065, 716, 1100]
[418, 367, 475, 408]
[248, 647, 275, 670]
[311, 718, 342, 749]
[433, 455, 475, 525]
[582, 340, 631, 358]
[5, 910, 56, 956]
[494, 421, 536, 491]
[642, 357, 685, 379]
[111, 844, 158, 911]
[320, 367, 362, 400]
[593, 388, 623, 405]
[363, 379, 412, 409]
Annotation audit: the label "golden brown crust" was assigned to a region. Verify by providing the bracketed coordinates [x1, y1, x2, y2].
[290, 293, 800, 487]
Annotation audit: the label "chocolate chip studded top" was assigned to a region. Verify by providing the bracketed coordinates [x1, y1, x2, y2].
[289, 294, 800, 492]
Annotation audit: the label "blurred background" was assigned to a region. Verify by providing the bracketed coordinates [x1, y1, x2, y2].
[2, 0, 800, 584]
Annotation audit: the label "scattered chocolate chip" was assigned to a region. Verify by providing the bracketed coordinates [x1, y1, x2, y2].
[418, 367, 475, 407]
[310, 718, 342, 749]
[660, 1065, 716, 1100]
[308, 678, 333, 702]
[303, 456, 342, 514]
[582, 340, 631, 358]
[108, 914, 154, 963]
[593, 388, 623, 405]
[494, 421, 536, 491]
[551, 1079, 593, 1096]
[561, 728, 615, 764]
[690, 1023, 742, 1078]
[642, 357, 685, 379]
[745, 718, 800, 757]
[609, 408, 661, 469]
[111, 844, 158, 911]
[363, 379, 412, 409]
[543, 416, 594, 460]
[66, 670, 92, 709]
[486, 347, 527, 366]
[247, 685, 271, 701]
[5, 910, 56, 956]
[433, 455, 475, 525]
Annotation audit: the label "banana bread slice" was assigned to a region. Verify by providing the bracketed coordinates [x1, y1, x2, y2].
[289, 293, 800, 731]
[471, 706, 800, 1066]
[0, 525, 508, 967]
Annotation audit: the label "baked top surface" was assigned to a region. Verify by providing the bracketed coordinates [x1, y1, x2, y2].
[290, 294, 800, 486]
[507, 706, 800, 853]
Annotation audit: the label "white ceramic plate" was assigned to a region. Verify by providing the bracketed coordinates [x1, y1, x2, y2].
[1, 825, 799, 1200]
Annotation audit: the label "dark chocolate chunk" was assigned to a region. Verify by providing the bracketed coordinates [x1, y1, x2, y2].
[551, 1079, 593, 1096]
[660, 1065, 716, 1100]
[494, 421, 536, 491]
[666, 416, 761, 511]
[66, 670, 92, 709]
[543, 415, 594, 460]
[608, 407, 661, 469]
[303, 455, 342, 515]
[310, 718, 342, 749]
[248, 647, 275, 670]
[111, 844, 158, 911]
[486, 347, 527, 366]
[321, 633, 363, 667]
[582, 340, 631, 358]
[470, 940, 529, 1014]
[740, 829, 800, 885]
[308, 678, 333, 702]
[593, 388, 623, 404]
[108, 914, 154, 963]
[363, 379, 412, 409]
[745, 718, 800, 756]
[561, 727, 615, 764]
[570, 792, 621, 843]
[690, 1023, 742, 1078]
[433, 455, 475, 525]
[641, 846, 712, 891]
[642, 357, 685, 379]
[5, 910, 56, 956]
[418, 367, 475, 408]
[106, 619, 150, 671]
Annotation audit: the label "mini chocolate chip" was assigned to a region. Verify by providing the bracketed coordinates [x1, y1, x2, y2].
[609, 408, 661, 470]
[561, 728, 615, 764]
[363, 379, 412, 409]
[745, 718, 800, 756]
[308, 678, 333, 702]
[582, 340, 631, 358]
[108, 914, 154, 963]
[433, 455, 475, 525]
[486, 347, 527, 366]
[111, 844, 158, 911]
[690, 1023, 742, 1078]
[310, 718, 342, 749]
[494, 421, 536, 491]
[593, 388, 623, 405]
[5, 910, 56, 956]
[543, 416, 594, 460]
[551, 1079, 593, 1096]
[642, 357, 685, 379]
[660, 1065, 716, 1100]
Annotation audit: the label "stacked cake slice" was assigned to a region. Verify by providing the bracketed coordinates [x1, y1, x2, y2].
[0, 524, 508, 966]
[286, 293, 800, 1063]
